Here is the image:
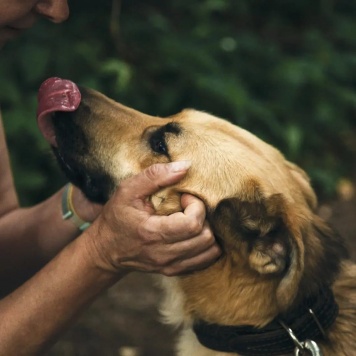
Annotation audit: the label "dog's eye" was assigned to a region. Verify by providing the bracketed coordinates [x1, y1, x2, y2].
[150, 137, 167, 155]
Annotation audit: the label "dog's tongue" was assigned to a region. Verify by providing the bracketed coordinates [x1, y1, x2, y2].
[37, 77, 81, 146]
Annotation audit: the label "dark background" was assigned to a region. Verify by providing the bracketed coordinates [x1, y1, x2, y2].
[0, 0, 355, 355]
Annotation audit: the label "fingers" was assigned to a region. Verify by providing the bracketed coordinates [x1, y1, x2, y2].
[137, 220, 222, 275]
[159, 243, 222, 276]
[164, 222, 217, 258]
[118, 225, 221, 276]
[120, 161, 191, 201]
[162, 221, 222, 274]
[146, 193, 206, 243]
[180, 193, 206, 231]
[181, 192, 205, 211]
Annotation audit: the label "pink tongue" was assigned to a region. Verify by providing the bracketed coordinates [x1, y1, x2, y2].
[37, 77, 81, 146]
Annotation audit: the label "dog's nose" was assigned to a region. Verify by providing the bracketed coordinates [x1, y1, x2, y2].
[37, 77, 81, 146]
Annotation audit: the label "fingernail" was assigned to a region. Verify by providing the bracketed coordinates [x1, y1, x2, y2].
[169, 160, 192, 172]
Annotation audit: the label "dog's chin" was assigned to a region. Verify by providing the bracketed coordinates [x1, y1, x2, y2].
[53, 147, 114, 204]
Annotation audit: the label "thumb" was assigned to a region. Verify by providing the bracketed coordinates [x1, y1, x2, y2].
[124, 161, 192, 199]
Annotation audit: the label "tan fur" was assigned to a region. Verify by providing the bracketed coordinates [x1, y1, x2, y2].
[57, 88, 356, 355]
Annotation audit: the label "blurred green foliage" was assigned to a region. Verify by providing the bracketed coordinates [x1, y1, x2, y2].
[1, 0, 355, 205]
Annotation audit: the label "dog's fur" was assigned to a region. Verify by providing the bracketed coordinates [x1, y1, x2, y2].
[45, 87, 356, 355]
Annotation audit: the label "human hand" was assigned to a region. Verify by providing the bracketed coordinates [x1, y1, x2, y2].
[84, 161, 221, 276]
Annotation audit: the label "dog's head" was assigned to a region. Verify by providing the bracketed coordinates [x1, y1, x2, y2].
[37, 79, 346, 317]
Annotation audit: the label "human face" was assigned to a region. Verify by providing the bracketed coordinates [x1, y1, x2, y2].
[0, 0, 69, 48]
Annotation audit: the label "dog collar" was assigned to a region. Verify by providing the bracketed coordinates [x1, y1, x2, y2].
[193, 287, 338, 356]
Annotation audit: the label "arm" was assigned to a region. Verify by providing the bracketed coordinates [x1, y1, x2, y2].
[0, 114, 101, 293]
[0, 163, 221, 355]
[0, 187, 101, 293]
[0, 231, 121, 356]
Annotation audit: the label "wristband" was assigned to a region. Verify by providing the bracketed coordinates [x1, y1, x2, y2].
[62, 183, 91, 231]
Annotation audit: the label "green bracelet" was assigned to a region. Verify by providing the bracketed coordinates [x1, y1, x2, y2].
[62, 183, 91, 231]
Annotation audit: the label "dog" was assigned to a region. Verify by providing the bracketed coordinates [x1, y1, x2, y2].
[37, 78, 356, 356]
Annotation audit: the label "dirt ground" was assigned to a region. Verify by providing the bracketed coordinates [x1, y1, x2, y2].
[48, 185, 356, 356]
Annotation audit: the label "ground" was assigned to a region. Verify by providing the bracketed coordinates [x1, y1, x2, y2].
[48, 186, 356, 356]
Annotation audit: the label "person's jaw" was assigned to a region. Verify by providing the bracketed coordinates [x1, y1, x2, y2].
[0, 27, 23, 47]
[0, 16, 38, 48]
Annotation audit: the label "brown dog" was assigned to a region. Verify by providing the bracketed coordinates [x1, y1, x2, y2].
[38, 81, 356, 356]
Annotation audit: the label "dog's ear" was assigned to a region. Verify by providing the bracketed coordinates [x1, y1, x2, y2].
[211, 185, 305, 310]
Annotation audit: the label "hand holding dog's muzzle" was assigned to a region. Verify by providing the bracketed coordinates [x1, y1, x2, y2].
[84, 161, 221, 276]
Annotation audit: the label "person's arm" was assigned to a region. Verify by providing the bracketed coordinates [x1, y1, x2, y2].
[0, 230, 121, 356]
[0, 114, 101, 293]
[0, 186, 101, 292]
[0, 111, 19, 217]
[0, 163, 221, 356]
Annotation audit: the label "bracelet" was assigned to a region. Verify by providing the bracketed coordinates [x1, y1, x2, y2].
[62, 183, 91, 231]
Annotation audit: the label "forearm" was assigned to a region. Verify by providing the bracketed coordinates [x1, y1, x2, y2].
[0, 230, 126, 356]
[0, 187, 82, 291]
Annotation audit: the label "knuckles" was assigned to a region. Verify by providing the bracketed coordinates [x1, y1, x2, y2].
[184, 218, 204, 237]
[201, 227, 215, 245]
[152, 252, 173, 267]
[144, 163, 167, 184]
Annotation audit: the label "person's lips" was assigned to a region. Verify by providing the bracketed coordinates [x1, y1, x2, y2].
[1, 20, 36, 44]
[6, 26, 23, 32]
[6, 25, 32, 32]
[0, 26, 23, 41]
[6, 18, 37, 32]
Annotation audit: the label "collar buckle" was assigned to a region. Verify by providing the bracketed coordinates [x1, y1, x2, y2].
[294, 340, 323, 356]
[280, 319, 323, 356]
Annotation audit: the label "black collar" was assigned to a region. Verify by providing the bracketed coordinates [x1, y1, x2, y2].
[193, 287, 338, 356]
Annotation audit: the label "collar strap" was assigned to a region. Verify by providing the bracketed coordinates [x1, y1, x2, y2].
[193, 287, 338, 356]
